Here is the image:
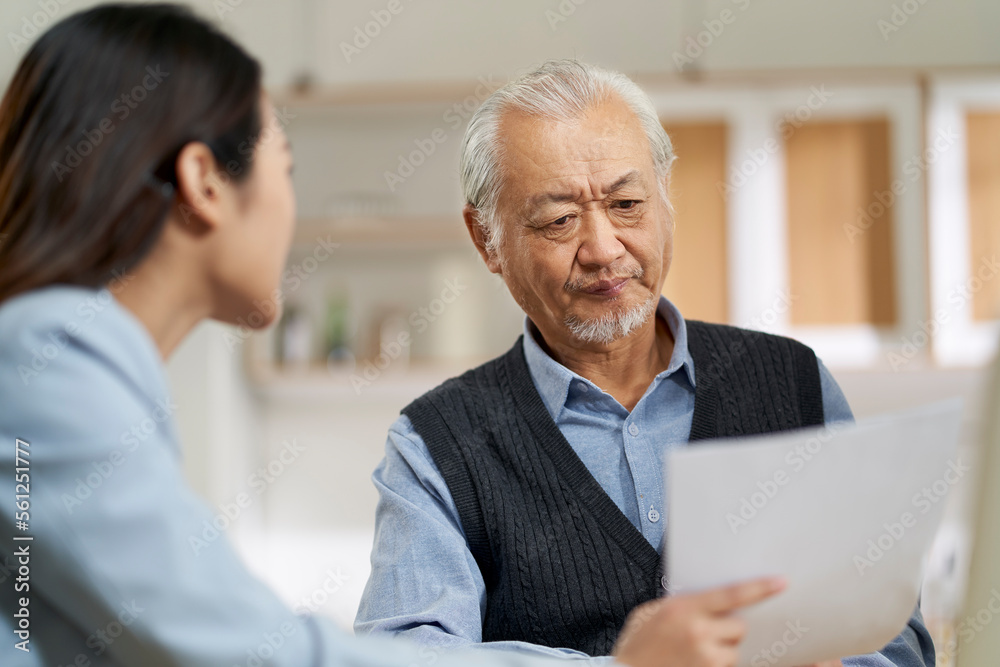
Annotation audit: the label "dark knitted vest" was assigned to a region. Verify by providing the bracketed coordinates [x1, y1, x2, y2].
[401, 320, 824, 656]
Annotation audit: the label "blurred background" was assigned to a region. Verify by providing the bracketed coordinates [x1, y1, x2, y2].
[2, 0, 998, 662]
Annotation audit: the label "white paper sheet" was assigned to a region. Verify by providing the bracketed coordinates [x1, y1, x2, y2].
[666, 399, 964, 667]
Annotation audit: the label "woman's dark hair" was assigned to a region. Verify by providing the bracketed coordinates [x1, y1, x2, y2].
[0, 3, 263, 303]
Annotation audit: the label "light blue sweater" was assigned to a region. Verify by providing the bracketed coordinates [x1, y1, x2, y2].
[0, 286, 566, 667]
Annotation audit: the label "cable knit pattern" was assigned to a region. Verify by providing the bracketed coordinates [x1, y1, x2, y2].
[402, 320, 824, 656]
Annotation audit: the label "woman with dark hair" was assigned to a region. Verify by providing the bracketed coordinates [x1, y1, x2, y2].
[0, 4, 773, 667]
[0, 3, 502, 666]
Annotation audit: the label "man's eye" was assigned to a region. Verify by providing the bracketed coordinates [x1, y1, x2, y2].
[550, 215, 570, 226]
[617, 200, 639, 209]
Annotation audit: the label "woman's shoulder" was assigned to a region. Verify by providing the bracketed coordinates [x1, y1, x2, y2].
[0, 285, 171, 445]
[1, 285, 117, 345]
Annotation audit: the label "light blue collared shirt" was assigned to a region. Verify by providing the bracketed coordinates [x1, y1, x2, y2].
[0, 286, 568, 667]
[356, 297, 935, 667]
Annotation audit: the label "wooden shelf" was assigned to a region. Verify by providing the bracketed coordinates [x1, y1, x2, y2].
[269, 79, 501, 110]
[266, 66, 1000, 111]
[292, 216, 468, 247]
[246, 359, 481, 404]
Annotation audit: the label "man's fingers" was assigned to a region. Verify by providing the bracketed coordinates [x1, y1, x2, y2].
[699, 576, 786, 613]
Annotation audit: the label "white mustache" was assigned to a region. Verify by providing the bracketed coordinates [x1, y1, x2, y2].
[564, 265, 644, 292]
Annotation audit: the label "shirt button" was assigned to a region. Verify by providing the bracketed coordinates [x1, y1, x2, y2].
[579, 383, 589, 392]
[647, 507, 660, 523]
[628, 423, 639, 436]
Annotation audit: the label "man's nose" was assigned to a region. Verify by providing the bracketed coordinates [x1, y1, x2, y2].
[576, 212, 627, 268]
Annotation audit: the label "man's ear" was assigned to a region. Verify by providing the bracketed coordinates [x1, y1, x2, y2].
[463, 204, 503, 275]
[173, 142, 227, 233]
[661, 173, 675, 234]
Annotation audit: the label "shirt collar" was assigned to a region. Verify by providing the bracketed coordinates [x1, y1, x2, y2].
[521, 296, 696, 420]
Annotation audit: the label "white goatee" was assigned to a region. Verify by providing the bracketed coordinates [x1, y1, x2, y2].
[564, 295, 657, 345]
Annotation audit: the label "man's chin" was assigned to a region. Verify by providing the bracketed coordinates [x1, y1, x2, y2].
[563, 295, 657, 345]
[572, 291, 649, 318]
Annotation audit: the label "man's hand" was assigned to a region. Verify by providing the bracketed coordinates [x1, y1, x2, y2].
[612, 576, 786, 667]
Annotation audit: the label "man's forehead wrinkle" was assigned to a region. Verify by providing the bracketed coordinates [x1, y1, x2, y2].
[513, 155, 644, 211]
[503, 109, 636, 166]
[498, 100, 653, 218]
[509, 134, 635, 179]
[511, 142, 551, 173]
[540, 159, 640, 193]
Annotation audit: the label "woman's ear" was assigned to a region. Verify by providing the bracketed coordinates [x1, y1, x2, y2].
[173, 142, 228, 232]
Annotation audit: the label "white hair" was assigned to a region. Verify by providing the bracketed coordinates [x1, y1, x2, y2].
[459, 59, 676, 257]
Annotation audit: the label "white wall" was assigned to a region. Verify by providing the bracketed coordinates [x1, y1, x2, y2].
[2, 0, 1000, 91]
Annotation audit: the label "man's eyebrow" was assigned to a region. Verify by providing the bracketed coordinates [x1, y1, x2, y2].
[527, 170, 643, 208]
[527, 189, 579, 208]
[606, 170, 641, 194]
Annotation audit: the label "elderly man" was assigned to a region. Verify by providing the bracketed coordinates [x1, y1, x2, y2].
[355, 60, 934, 667]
